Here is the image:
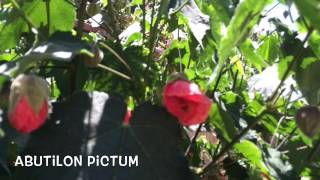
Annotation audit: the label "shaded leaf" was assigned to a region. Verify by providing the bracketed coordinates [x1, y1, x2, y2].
[0, 32, 91, 78]
[11, 91, 194, 180]
[293, 0, 320, 33]
[209, 102, 237, 142]
[295, 58, 320, 105]
[309, 32, 320, 58]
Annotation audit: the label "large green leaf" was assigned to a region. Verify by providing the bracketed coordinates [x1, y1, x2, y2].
[295, 58, 320, 105]
[208, 0, 271, 87]
[204, 0, 234, 25]
[257, 34, 280, 64]
[293, 0, 320, 33]
[0, 0, 75, 51]
[209, 102, 237, 142]
[235, 140, 269, 175]
[9, 91, 194, 180]
[240, 39, 268, 72]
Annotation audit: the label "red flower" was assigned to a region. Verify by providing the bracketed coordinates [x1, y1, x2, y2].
[163, 80, 212, 125]
[8, 74, 49, 134]
[8, 96, 48, 133]
[123, 108, 132, 125]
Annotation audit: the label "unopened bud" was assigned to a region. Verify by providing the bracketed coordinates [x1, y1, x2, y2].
[8, 74, 49, 134]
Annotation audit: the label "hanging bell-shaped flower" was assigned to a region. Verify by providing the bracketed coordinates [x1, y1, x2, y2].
[163, 74, 212, 126]
[8, 74, 50, 134]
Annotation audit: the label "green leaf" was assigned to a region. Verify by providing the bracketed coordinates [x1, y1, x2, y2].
[300, 57, 319, 69]
[240, 39, 268, 72]
[293, 0, 320, 33]
[278, 56, 293, 79]
[0, 0, 75, 50]
[205, 0, 234, 25]
[208, 0, 271, 88]
[235, 140, 269, 175]
[209, 102, 237, 142]
[309, 31, 320, 58]
[295, 57, 320, 105]
[101, 0, 108, 7]
[257, 34, 280, 64]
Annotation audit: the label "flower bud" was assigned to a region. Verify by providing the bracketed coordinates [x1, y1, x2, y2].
[82, 46, 104, 67]
[8, 74, 49, 134]
[86, 2, 101, 17]
[295, 106, 320, 137]
[163, 79, 212, 126]
[123, 108, 132, 126]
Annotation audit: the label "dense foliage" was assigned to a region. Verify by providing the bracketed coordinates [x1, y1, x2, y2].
[0, 0, 320, 179]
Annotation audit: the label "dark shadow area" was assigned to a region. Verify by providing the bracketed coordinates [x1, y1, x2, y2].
[2, 91, 194, 180]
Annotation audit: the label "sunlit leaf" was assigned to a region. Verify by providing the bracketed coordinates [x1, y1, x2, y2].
[208, 0, 271, 87]
[0, 0, 75, 50]
[235, 140, 269, 175]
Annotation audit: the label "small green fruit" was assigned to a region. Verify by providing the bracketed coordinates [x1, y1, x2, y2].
[86, 2, 101, 17]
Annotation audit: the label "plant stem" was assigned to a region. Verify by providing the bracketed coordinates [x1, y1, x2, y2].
[184, 123, 203, 156]
[45, 0, 51, 37]
[142, 0, 146, 42]
[97, 64, 131, 80]
[76, 0, 87, 39]
[200, 108, 267, 175]
[267, 28, 313, 103]
[71, 0, 87, 94]
[185, 65, 227, 156]
[99, 42, 132, 71]
[276, 127, 297, 150]
[143, 0, 169, 78]
[169, 0, 190, 16]
[306, 138, 320, 163]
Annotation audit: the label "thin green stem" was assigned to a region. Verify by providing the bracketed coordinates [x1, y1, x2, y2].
[142, 0, 146, 42]
[200, 108, 267, 175]
[267, 28, 313, 103]
[184, 123, 203, 156]
[76, 0, 87, 39]
[46, 0, 51, 37]
[97, 64, 131, 80]
[99, 42, 132, 72]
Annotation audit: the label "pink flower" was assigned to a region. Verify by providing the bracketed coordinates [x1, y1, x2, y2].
[163, 80, 212, 125]
[123, 108, 132, 125]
